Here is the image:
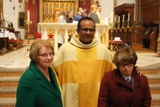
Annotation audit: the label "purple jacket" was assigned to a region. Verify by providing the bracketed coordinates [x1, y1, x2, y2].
[98, 67, 151, 107]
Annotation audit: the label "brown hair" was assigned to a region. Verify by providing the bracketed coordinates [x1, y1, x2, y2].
[113, 46, 138, 67]
[29, 40, 54, 63]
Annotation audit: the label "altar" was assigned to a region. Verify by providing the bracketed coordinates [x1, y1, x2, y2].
[38, 23, 109, 52]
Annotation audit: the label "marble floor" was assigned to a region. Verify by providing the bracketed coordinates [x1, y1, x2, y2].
[0, 46, 30, 69]
[0, 46, 160, 70]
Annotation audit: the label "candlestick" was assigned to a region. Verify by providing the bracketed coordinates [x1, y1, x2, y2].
[27, 10, 30, 21]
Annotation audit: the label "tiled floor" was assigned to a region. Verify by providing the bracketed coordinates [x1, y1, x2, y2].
[0, 46, 160, 69]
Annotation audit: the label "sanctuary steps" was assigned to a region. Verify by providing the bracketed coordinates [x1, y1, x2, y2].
[0, 68, 160, 107]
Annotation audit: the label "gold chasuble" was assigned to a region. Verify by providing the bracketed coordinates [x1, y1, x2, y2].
[53, 36, 114, 107]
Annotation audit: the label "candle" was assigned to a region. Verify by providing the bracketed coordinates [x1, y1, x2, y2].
[111, 12, 114, 22]
[27, 10, 30, 21]
[122, 15, 124, 21]
[128, 13, 130, 21]
[118, 16, 120, 23]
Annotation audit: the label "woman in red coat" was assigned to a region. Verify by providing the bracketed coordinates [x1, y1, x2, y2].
[98, 46, 151, 107]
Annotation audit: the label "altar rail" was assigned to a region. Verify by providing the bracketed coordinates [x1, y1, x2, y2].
[38, 23, 108, 52]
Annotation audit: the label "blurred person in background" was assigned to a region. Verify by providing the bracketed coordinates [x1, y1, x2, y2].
[74, 7, 83, 21]
[96, 4, 105, 24]
[82, 9, 88, 17]
[66, 11, 73, 23]
[58, 10, 66, 23]
[88, 4, 100, 23]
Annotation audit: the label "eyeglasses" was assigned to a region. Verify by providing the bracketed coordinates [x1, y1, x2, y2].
[119, 64, 133, 68]
[38, 53, 54, 59]
[80, 28, 95, 33]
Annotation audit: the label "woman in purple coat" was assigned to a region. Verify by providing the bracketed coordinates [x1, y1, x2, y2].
[98, 46, 151, 107]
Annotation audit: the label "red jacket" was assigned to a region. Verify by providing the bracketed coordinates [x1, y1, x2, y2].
[98, 67, 151, 107]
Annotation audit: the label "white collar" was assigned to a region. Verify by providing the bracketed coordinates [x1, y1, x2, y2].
[121, 73, 132, 81]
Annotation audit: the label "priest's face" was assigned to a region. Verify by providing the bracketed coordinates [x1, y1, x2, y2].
[77, 20, 95, 44]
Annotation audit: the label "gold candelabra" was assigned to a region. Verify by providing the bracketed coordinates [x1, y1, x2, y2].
[25, 20, 32, 34]
[109, 22, 115, 40]
[25, 20, 32, 44]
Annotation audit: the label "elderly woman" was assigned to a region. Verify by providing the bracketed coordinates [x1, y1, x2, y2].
[16, 40, 63, 107]
[98, 46, 151, 107]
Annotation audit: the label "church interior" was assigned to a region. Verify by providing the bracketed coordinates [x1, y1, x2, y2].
[0, 0, 160, 106]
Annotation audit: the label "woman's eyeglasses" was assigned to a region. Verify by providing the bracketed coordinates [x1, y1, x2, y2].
[38, 53, 54, 58]
[119, 64, 133, 68]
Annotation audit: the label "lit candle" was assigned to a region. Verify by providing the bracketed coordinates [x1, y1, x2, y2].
[27, 10, 30, 21]
[122, 15, 124, 21]
[128, 13, 130, 21]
